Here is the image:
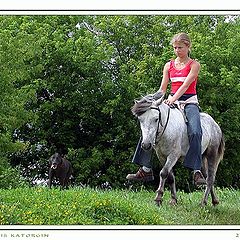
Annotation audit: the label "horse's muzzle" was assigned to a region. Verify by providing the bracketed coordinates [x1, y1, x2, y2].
[141, 142, 152, 151]
[51, 164, 58, 169]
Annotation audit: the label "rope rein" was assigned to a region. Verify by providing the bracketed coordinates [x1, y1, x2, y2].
[151, 106, 171, 145]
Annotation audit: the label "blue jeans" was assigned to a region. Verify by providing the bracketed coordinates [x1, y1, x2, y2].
[131, 137, 152, 168]
[132, 103, 202, 171]
[183, 103, 203, 170]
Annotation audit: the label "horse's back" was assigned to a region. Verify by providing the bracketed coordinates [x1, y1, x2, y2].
[66, 159, 73, 176]
[61, 158, 72, 175]
[200, 112, 223, 150]
[200, 112, 222, 136]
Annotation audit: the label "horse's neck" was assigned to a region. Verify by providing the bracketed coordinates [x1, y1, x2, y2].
[159, 103, 186, 132]
[159, 103, 170, 121]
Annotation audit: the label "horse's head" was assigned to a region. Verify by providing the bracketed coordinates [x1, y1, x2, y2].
[49, 153, 63, 169]
[132, 92, 165, 151]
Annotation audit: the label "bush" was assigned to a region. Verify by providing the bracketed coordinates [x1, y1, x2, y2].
[0, 165, 29, 189]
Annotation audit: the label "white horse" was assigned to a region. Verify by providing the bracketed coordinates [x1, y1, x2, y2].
[131, 93, 225, 206]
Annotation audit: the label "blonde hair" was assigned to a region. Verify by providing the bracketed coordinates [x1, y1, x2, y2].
[170, 32, 191, 48]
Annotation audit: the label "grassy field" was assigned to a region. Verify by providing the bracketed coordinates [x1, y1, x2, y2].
[0, 186, 239, 225]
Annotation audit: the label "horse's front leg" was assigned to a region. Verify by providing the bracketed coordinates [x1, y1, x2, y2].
[48, 169, 53, 189]
[155, 155, 179, 206]
[154, 166, 167, 206]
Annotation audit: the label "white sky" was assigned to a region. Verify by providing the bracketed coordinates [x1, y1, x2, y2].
[0, 0, 239, 239]
[0, 0, 239, 12]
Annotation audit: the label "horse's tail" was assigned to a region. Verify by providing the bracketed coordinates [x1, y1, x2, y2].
[218, 131, 225, 161]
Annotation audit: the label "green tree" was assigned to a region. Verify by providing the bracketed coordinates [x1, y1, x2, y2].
[0, 15, 239, 190]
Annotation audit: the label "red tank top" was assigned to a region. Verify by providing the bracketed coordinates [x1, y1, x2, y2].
[168, 59, 198, 95]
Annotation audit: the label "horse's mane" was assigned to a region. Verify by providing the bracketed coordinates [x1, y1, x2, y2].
[131, 94, 155, 117]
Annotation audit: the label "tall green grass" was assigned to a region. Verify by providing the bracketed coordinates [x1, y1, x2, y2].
[0, 187, 239, 225]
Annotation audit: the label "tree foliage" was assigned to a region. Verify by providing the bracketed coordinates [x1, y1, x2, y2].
[0, 15, 239, 190]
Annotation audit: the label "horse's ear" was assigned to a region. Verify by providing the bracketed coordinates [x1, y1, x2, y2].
[153, 93, 165, 106]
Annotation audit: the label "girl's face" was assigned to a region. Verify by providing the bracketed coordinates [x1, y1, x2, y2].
[173, 41, 189, 58]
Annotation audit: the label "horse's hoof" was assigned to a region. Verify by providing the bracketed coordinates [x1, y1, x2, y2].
[154, 199, 162, 207]
[200, 201, 207, 207]
[169, 199, 177, 206]
[212, 200, 219, 206]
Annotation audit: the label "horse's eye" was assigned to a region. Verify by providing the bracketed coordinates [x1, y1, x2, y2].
[155, 118, 158, 123]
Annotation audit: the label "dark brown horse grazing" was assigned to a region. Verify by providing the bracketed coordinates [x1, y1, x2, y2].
[48, 153, 73, 189]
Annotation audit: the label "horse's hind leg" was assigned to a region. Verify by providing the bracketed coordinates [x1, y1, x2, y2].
[59, 174, 67, 190]
[65, 168, 72, 189]
[210, 186, 219, 206]
[202, 151, 220, 206]
[208, 163, 220, 206]
[201, 185, 211, 206]
[202, 185, 219, 206]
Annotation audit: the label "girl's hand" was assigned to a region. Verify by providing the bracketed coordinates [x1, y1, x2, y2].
[164, 96, 174, 105]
